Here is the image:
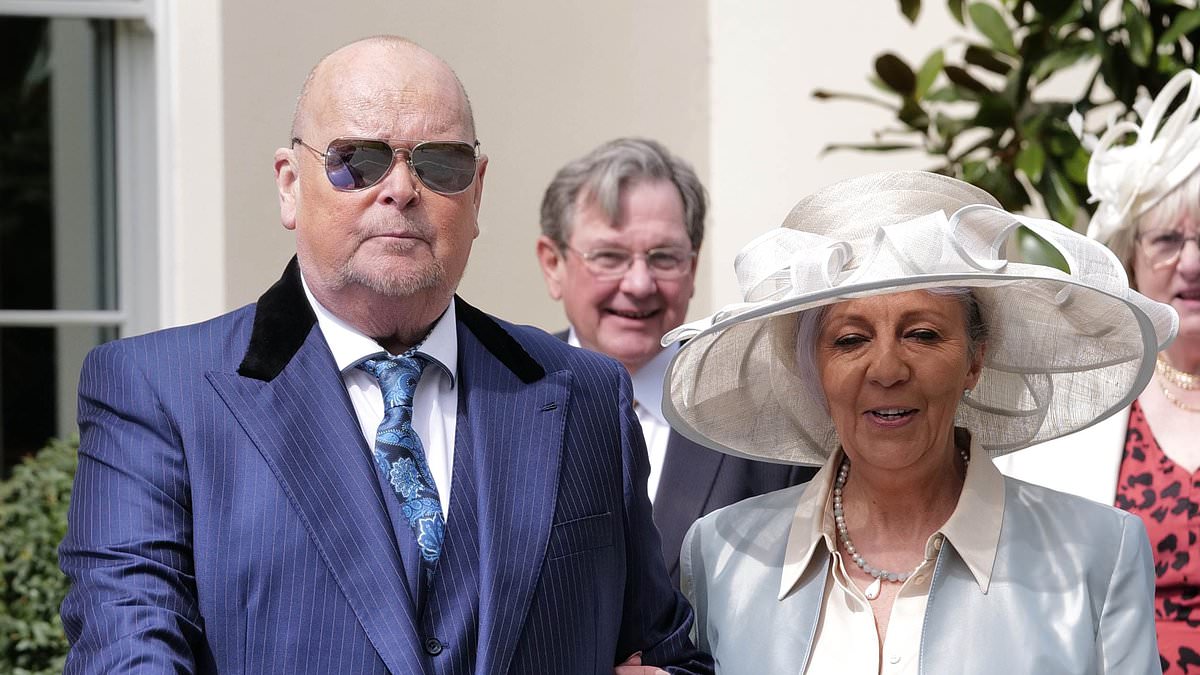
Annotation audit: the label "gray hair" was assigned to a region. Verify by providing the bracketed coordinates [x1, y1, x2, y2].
[793, 287, 989, 411]
[539, 138, 706, 249]
[1109, 168, 1200, 288]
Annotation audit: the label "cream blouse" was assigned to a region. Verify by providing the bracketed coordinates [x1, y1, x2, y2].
[781, 442, 1005, 674]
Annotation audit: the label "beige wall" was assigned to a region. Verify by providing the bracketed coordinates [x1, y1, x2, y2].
[217, 1, 711, 331]
[178, 1, 968, 329]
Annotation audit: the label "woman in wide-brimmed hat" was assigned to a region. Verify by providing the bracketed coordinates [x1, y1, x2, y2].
[997, 70, 1200, 674]
[668, 171, 1175, 674]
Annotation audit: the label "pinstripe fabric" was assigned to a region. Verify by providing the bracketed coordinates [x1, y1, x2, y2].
[549, 330, 816, 587]
[58, 261, 711, 674]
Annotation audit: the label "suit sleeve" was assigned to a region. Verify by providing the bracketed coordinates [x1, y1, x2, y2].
[612, 371, 714, 674]
[59, 342, 204, 673]
[1097, 512, 1160, 674]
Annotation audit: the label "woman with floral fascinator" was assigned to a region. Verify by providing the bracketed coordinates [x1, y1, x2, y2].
[997, 69, 1200, 674]
[667, 170, 1175, 673]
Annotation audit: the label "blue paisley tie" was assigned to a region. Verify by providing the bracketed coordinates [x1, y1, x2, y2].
[358, 354, 445, 583]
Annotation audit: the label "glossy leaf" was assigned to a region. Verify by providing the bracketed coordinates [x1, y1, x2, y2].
[974, 94, 1016, 128]
[1160, 7, 1200, 46]
[1030, 41, 1095, 81]
[821, 142, 921, 155]
[1018, 228, 1071, 271]
[915, 50, 945, 100]
[901, 0, 922, 23]
[965, 44, 1013, 74]
[1124, 1, 1153, 67]
[1016, 141, 1046, 182]
[899, 100, 931, 130]
[968, 3, 1018, 56]
[875, 53, 918, 95]
[1029, 0, 1074, 22]
[1039, 166, 1080, 227]
[944, 65, 991, 94]
[948, 0, 967, 24]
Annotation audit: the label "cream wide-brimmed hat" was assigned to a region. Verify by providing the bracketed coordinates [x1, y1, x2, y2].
[662, 171, 1178, 466]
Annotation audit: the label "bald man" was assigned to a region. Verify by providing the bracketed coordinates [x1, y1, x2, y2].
[59, 36, 711, 675]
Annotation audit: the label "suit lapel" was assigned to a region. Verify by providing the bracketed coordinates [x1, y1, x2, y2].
[208, 259, 428, 674]
[654, 432, 725, 579]
[454, 302, 566, 675]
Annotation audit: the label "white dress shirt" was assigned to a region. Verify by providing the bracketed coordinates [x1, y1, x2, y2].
[302, 277, 458, 517]
[568, 328, 676, 503]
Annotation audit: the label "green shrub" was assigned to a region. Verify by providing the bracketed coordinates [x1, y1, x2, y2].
[0, 437, 76, 674]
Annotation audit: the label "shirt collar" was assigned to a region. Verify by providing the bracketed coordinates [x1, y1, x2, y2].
[300, 274, 457, 385]
[778, 434, 1004, 600]
[566, 326, 676, 424]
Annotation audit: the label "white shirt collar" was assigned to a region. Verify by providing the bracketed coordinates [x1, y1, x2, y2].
[566, 326, 676, 424]
[778, 434, 1004, 600]
[300, 274, 457, 385]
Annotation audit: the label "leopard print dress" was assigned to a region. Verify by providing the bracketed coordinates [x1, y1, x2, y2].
[1115, 400, 1200, 674]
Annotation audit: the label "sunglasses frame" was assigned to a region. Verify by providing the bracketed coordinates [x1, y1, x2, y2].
[291, 136, 481, 195]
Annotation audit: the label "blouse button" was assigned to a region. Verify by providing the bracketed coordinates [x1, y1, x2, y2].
[889, 655, 901, 664]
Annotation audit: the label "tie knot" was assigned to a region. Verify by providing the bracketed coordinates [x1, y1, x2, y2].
[358, 353, 428, 409]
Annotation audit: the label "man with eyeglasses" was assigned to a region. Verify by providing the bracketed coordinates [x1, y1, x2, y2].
[535, 138, 815, 588]
[60, 37, 711, 675]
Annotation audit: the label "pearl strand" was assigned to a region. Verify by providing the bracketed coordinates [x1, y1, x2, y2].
[832, 448, 969, 600]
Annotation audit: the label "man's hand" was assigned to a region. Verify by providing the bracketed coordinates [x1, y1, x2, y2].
[615, 651, 669, 675]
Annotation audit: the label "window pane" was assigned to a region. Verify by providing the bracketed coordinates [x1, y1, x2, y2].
[0, 324, 114, 476]
[0, 16, 117, 312]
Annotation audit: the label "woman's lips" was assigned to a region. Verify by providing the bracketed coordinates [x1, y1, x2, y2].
[865, 408, 918, 428]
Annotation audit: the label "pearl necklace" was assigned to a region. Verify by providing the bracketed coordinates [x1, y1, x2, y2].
[1157, 355, 1200, 390]
[832, 449, 969, 601]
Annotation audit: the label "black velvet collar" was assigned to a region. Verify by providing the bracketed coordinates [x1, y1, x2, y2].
[238, 257, 545, 385]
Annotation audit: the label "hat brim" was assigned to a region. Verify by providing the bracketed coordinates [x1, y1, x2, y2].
[663, 269, 1175, 466]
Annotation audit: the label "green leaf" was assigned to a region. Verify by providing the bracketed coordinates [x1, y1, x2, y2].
[944, 65, 991, 94]
[899, 99, 931, 130]
[901, 0, 922, 23]
[968, 2, 1017, 56]
[1029, 0, 1074, 22]
[821, 142, 920, 155]
[915, 49, 945, 100]
[1018, 228, 1071, 272]
[973, 94, 1016, 128]
[1030, 41, 1095, 81]
[964, 44, 1012, 74]
[948, 0, 967, 25]
[1039, 166, 1081, 227]
[1160, 7, 1200, 47]
[1062, 144, 1091, 184]
[1017, 141, 1047, 182]
[1124, 1, 1153, 67]
[875, 52, 918, 95]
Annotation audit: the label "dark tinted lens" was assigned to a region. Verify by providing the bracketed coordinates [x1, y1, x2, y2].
[410, 142, 477, 194]
[326, 139, 394, 190]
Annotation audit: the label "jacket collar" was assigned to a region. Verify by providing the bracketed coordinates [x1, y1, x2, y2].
[237, 256, 544, 385]
[779, 436, 1004, 600]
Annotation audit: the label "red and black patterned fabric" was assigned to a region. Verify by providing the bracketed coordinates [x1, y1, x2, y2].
[1115, 400, 1200, 674]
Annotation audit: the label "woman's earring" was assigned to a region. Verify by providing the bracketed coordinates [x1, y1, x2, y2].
[962, 388, 972, 401]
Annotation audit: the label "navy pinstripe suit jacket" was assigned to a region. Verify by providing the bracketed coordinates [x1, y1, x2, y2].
[59, 259, 712, 674]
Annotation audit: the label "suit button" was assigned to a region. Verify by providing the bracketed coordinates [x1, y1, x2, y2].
[424, 637, 443, 656]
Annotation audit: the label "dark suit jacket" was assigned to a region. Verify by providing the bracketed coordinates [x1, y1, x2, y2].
[552, 330, 815, 585]
[59, 258, 712, 674]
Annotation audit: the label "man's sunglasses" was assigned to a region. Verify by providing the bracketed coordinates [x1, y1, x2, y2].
[291, 137, 480, 195]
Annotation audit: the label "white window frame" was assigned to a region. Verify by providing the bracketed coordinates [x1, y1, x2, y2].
[0, 0, 168, 445]
[0, 0, 163, 336]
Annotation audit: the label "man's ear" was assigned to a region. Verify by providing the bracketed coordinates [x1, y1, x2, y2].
[275, 147, 300, 231]
[535, 235, 567, 301]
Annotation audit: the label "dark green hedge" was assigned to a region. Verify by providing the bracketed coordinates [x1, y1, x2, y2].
[0, 437, 76, 674]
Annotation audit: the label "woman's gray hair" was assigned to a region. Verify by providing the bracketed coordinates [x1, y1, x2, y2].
[793, 287, 989, 411]
[539, 137, 706, 250]
[1107, 168, 1200, 288]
